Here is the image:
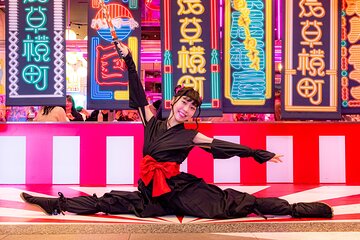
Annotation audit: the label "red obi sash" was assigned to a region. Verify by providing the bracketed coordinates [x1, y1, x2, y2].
[140, 155, 180, 197]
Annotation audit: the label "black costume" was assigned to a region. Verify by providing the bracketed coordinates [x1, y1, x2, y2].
[21, 53, 332, 219]
[69, 109, 84, 121]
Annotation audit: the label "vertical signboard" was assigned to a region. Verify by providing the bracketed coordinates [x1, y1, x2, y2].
[87, 0, 141, 110]
[6, 0, 66, 106]
[223, 0, 274, 113]
[282, 0, 341, 119]
[341, 0, 360, 114]
[161, 0, 222, 117]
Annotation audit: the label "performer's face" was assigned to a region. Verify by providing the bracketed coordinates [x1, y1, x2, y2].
[66, 99, 72, 111]
[171, 96, 197, 123]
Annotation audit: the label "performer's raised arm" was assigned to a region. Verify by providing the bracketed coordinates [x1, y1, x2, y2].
[115, 42, 154, 125]
[193, 132, 282, 164]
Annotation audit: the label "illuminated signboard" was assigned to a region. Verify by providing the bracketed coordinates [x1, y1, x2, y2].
[161, 0, 222, 117]
[5, 0, 66, 106]
[223, 0, 274, 113]
[282, 0, 341, 119]
[87, 0, 141, 110]
[341, 0, 360, 114]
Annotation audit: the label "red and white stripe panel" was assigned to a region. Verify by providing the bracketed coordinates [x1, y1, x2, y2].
[0, 123, 356, 185]
[0, 135, 136, 185]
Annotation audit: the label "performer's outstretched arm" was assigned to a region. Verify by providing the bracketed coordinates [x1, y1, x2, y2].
[193, 132, 282, 164]
[115, 43, 154, 124]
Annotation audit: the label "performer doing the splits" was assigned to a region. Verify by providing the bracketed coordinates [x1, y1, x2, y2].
[21, 44, 333, 219]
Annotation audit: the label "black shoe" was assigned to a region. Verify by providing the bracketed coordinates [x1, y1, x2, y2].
[292, 202, 333, 218]
[20, 192, 65, 215]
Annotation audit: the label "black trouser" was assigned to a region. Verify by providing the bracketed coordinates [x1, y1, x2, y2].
[254, 197, 292, 215]
[60, 189, 292, 218]
[61, 191, 173, 217]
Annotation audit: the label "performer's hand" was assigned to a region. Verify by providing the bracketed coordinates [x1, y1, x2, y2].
[268, 154, 283, 163]
[114, 41, 129, 57]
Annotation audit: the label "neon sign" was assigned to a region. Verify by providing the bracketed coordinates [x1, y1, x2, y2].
[161, 0, 221, 117]
[223, 0, 273, 113]
[87, 0, 141, 109]
[282, 0, 340, 120]
[341, 0, 360, 113]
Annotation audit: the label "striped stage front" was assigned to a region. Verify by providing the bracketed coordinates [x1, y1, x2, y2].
[0, 122, 358, 185]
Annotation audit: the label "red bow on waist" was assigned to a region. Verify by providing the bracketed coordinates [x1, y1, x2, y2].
[140, 155, 180, 197]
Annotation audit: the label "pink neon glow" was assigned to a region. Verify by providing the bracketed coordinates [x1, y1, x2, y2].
[220, 0, 223, 40]
[277, 0, 281, 40]
[145, 0, 160, 11]
[274, 40, 282, 62]
[164, 0, 171, 51]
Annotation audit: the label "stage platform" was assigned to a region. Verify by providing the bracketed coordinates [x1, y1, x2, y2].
[1, 184, 360, 239]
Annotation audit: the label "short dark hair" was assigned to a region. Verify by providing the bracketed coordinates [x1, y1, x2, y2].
[173, 86, 202, 107]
